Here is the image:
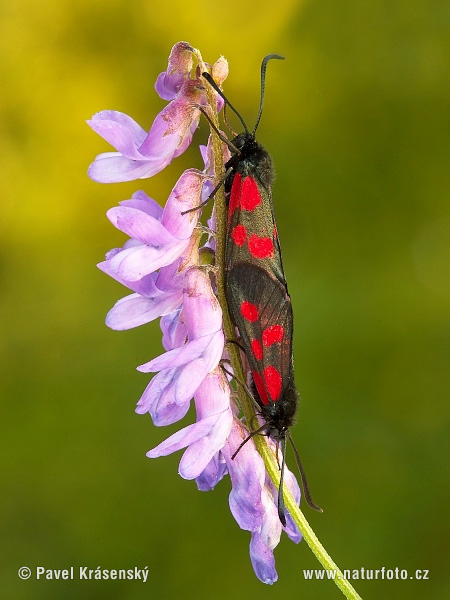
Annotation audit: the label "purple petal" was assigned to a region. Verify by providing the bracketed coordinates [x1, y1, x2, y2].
[136, 330, 224, 420]
[120, 190, 163, 220]
[87, 111, 147, 153]
[172, 332, 224, 402]
[280, 468, 302, 543]
[183, 269, 222, 339]
[222, 421, 265, 531]
[138, 95, 201, 158]
[107, 206, 177, 246]
[194, 367, 231, 418]
[88, 154, 165, 183]
[259, 488, 283, 551]
[161, 170, 203, 238]
[196, 454, 228, 491]
[105, 291, 182, 330]
[87, 111, 146, 160]
[151, 390, 191, 426]
[136, 370, 191, 426]
[147, 412, 221, 458]
[155, 232, 202, 293]
[160, 310, 187, 351]
[111, 240, 189, 282]
[137, 332, 219, 372]
[155, 41, 194, 100]
[250, 533, 278, 585]
[136, 368, 177, 415]
[98, 258, 161, 295]
[179, 408, 232, 479]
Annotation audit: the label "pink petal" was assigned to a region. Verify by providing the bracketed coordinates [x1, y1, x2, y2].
[88, 155, 164, 183]
[154, 41, 194, 100]
[146, 413, 221, 458]
[105, 291, 182, 330]
[88, 111, 147, 152]
[183, 269, 223, 338]
[179, 408, 232, 479]
[113, 240, 189, 282]
[137, 333, 215, 373]
[107, 206, 177, 246]
[250, 533, 278, 585]
[222, 421, 266, 531]
[161, 170, 203, 238]
[120, 191, 163, 220]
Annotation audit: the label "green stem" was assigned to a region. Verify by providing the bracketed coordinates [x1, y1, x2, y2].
[196, 50, 362, 600]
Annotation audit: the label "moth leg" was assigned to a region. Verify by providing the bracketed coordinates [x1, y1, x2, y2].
[181, 166, 233, 215]
[226, 338, 246, 353]
[195, 100, 241, 153]
[196, 224, 216, 237]
[220, 364, 255, 406]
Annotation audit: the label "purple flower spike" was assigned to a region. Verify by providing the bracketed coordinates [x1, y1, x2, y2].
[92, 42, 305, 586]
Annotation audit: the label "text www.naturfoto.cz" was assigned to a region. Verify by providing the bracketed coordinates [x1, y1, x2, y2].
[303, 567, 429, 581]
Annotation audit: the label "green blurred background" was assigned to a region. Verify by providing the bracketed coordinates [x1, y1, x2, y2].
[1, 0, 449, 598]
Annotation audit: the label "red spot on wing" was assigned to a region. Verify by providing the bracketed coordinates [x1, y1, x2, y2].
[228, 172, 242, 223]
[264, 366, 282, 401]
[251, 339, 263, 360]
[248, 235, 274, 259]
[240, 177, 262, 211]
[262, 325, 284, 346]
[231, 224, 247, 246]
[252, 370, 269, 405]
[240, 301, 259, 322]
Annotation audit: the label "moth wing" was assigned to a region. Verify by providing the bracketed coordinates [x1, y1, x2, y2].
[226, 261, 294, 406]
[226, 174, 287, 286]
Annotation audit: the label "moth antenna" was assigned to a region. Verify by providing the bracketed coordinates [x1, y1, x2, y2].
[252, 54, 285, 136]
[287, 431, 323, 513]
[202, 72, 249, 134]
[277, 437, 288, 526]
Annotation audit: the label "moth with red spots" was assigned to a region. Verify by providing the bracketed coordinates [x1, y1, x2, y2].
[203, 56, 321, 524]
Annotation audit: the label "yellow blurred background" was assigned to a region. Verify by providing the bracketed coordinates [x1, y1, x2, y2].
[1, 0, 449, 598]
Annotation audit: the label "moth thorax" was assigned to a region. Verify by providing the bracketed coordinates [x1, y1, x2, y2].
[227, 133, 274, 186]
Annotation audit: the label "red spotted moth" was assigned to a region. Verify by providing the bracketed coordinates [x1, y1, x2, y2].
[203, 56, 321, 524]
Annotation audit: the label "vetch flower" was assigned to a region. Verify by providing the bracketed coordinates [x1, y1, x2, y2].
[136, 268, 225, 425]
[147, 366, 232, 480]
[155, 41, 195, 100]
[89, 42, 350, 591]
[101, 169, 204, 284]
[87, 42, 208, 183]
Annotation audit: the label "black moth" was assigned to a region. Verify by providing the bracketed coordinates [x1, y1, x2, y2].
[203, 55, 321, 524]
